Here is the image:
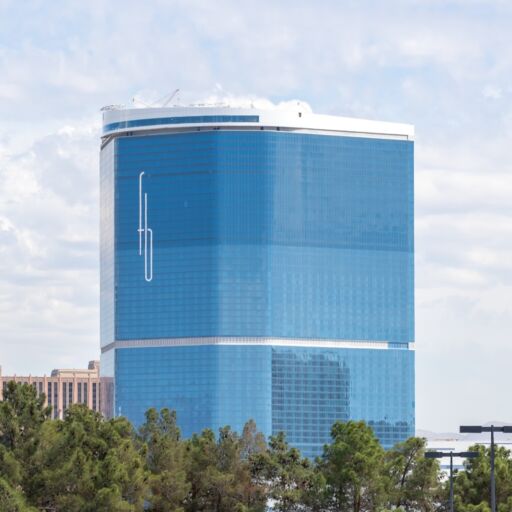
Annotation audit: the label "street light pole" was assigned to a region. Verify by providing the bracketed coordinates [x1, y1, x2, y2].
[491, 425, 496, 512]
[459, 424, 512, 512]
[425, 451, 478, 512]
[449, 452, 454, 512]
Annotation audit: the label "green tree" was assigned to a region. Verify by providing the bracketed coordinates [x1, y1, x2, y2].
[0, 478, 36, 512]
[0, 381, 51, 454]
[384, 436, 441, 511]
[456, 504, 491, 512]
[139, 408, 190, 511]
[27, 405, 148, 511]
[320, 420, 386, 512]
[251, 431, 326, 512]
[184, 424, 267, 512]
[454, 444, 512, 512]
[240, 419, 266, 460]
[0, 382, 50, 510]
[239, 419, 268, 510]
[0, 445, 23, 491]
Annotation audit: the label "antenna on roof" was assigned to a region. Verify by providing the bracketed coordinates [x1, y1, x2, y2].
[160, 89, 180, 107]
[130, 89, 181, 109]
[132, 96, 152, 108]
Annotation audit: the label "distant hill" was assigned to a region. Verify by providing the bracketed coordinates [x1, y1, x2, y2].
[417, 423, 512, 443]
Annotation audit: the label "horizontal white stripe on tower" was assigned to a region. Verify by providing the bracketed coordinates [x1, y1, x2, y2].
[101, 337, 414, 353]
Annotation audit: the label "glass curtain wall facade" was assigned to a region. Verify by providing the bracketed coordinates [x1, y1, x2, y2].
[100, 110, 414, 457]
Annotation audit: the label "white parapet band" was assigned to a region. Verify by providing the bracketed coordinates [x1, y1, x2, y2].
[102, 106, 414, 141]
[101, 337, 414, 353]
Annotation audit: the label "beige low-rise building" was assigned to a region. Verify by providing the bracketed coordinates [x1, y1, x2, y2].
[0, 360, 102, 419]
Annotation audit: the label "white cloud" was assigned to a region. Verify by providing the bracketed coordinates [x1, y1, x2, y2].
[483, 85, 503, 99]
[0, 120, 100, 372]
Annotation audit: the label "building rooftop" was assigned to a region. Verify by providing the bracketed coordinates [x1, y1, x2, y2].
[51, 360, 99, 377]
[101, 104, 414, 141]
[1, 360, 100, 379]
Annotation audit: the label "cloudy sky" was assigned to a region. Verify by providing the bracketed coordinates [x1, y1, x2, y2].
[1, 0, 511, 432]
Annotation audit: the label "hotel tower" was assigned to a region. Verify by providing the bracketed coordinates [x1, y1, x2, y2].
[100, 104, 414, 457]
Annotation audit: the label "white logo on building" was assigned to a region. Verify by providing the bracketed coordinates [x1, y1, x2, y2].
[138, 171, 153, 282]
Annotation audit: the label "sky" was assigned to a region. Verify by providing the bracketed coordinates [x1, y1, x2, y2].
[1, 0, 512, 433]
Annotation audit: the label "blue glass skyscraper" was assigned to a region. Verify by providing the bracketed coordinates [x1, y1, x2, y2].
[100, 105, 414, 457]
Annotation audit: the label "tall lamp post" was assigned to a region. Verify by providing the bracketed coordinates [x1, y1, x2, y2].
[425, 451, 478, 512]
[459, 425, 512, 512]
